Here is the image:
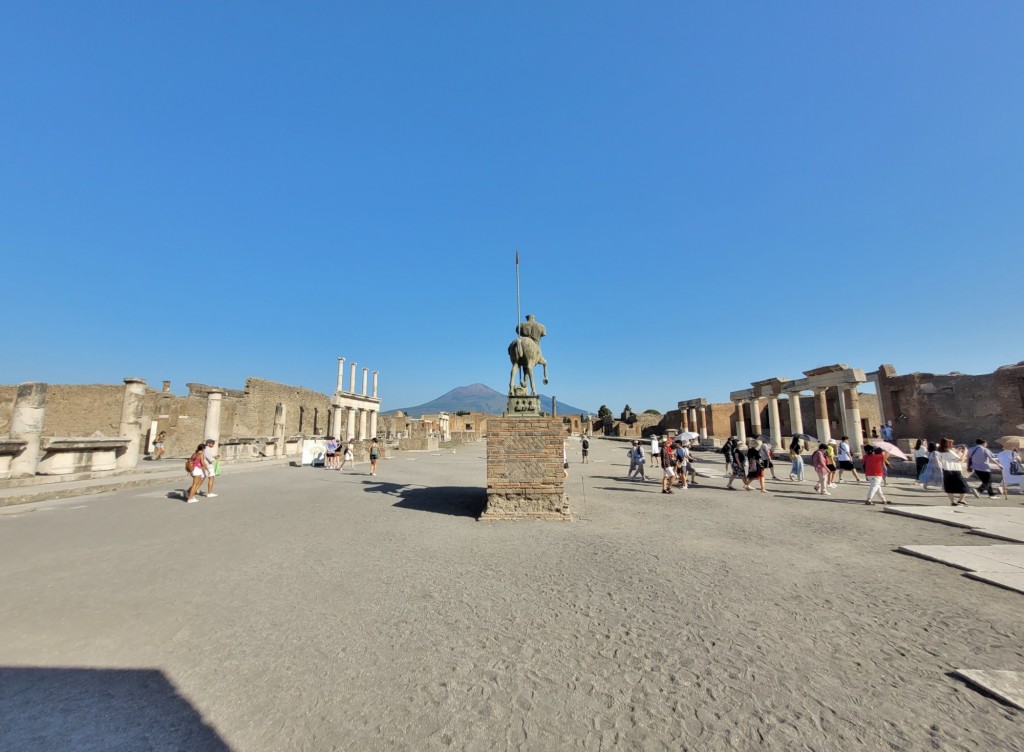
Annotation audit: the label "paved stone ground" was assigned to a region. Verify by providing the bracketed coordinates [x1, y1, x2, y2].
[2, 438, 1024, 751]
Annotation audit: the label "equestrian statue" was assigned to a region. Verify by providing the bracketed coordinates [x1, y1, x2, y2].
[508, 314, 548, 396]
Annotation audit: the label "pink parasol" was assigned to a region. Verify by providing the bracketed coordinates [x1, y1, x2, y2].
[868, 440, 907, 460]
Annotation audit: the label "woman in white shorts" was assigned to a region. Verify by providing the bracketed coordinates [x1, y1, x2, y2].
[186, 443, 208, 503]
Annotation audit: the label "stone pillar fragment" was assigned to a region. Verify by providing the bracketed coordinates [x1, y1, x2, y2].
[336, 358, 345, 392]
[766, 395, 782, 451]
[698, 406, 708, 440]
[788, 393, 804, 437]
[346, 407, 356, 441]
[349, 363, 358, 393]
[117, 377, 148, 470]
[369, 410, 378, 439]
[734, 401, 747, 444]
[372, 371, 379, 398]
[203, 390, 224, 445]
[814, 389, 831, 444]
[273, 403, 286, 456]
[362, 368, 369, 396]
[358, 408, 368, 440]
[681, 410, 690, 432]
[688, 408, 698, 435]
[846, 387, 864, 455]
[749, 397, 762, 438]
[9, 382, 47, 478]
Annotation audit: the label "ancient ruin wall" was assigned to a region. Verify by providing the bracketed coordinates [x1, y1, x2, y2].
[234, 378, 331, 437]
[41, 384, 134, 437]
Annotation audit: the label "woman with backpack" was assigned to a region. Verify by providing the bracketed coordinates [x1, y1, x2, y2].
[725, 441, 748, 491]
[746, 439, 767, 493]
[628, 441, 646, 481]
[811, 443, 831, 496]
[185, 443, 209, 503]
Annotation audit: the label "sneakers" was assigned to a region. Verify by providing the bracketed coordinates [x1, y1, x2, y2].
[828, 483, 838, 488]
[186, 497, 198, 504]
[206, 493, 218, 498]
[823, 491, 831, 496]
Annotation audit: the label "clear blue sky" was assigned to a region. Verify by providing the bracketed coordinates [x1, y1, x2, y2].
[2, 2, 1021, 413]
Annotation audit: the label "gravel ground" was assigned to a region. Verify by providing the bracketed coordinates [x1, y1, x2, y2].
[1, 437, 1023, 751]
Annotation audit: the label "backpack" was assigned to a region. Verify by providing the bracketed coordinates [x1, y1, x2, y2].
[185, 456, 195, 473]
[582, 438, 589, 450]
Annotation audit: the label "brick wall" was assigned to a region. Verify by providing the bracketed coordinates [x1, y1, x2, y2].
[483, 417, 569, 520]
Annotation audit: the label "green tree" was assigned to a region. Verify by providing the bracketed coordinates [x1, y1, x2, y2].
[597, 405, 612, 419]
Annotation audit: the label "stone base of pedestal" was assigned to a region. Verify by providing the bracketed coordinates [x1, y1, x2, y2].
[482, 417, 570, 521]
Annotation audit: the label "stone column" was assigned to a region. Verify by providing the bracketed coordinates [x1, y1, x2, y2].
[814, 388, 831, 444]
[273, 403, 286, 456]
[346, 406, 356, 441]
[681, 409, 690, 432]
[358, 408, 368, 440]
[117, 377, 148, 470]
[734, 401, 747, 443]
[9, 382, 47, 478]
[369, 410, 378, 439]
[698, 406, 708, 440]
[846, 386, 864, 454]
[787, 393, 804, 437]
[749, 397, 762, 438]
[372, 371, 379, 398]
[203, 390, 224, 445]
[336, 357, 345, 392]
[361, 368, 369, 396]
[766, 395, 782, 451]
[330, 406, 343, 440]
[349, 363, 358, 393]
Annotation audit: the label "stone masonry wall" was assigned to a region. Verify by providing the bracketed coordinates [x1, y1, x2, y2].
[483, 417, 569, 521]
[233, 378, 331, 438]
[41, 384, 136, 437]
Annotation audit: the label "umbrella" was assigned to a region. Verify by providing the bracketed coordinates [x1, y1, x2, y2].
[997, 436, 1024, 449]
[676, 431, 700, 441]
[793, 433, 818, 442]
[868, 440, 908, 460]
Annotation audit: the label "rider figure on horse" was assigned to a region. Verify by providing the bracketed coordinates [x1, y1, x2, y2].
[517, 314, 546, 344]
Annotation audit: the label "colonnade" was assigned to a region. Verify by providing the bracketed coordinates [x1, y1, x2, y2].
[677, 398, 709, 440]
[331, 356, 382, 441]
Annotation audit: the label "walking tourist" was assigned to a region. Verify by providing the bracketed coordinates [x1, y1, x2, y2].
[936, 438, 970, 506]
[919, 442, 942, 490]
[789, 439, 805, 481]
[863, 446, 889, 505]
[835, 436, 861, 483]
[202, 439, 219, 497]
[967, 439, 998, 498]
[674, 441, 690, 489]
[628, 441, 647, 481]
[185, 443, 208, 503]
[152, 431, 167, 461]
[913, 439, 929, 480]
[825, 441, 838, 488]
[650, 435, 660, 468]
[722, 437, 737, 473]
[746, 439, 767, 493]
[996, 444, 1023, 497]
[581, 435, 590, 463]
[369, 438, 382, 476]
[881, 423, 894, 442]
[660, 441, 677, 494]
[325, 437, 339, 470]
[811, 443, 831, 495]
[725, 441, 747, 491]
[759, 441, 777, 481]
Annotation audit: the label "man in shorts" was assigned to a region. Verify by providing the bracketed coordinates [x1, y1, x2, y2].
[202, 439, 219, 497]
[581, 435, 590, 463]
[835, 436, 861, 483]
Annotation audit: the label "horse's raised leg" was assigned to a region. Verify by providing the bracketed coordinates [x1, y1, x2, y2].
[540, 357, 549, 385]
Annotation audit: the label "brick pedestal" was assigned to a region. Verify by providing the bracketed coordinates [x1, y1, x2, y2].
[482, 417, 570, 521]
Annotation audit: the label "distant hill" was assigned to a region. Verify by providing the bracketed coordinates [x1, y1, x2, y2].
[385, 383, 591, 418]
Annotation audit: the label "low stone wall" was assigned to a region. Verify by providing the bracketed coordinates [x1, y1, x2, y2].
[400, 435, 439, 452]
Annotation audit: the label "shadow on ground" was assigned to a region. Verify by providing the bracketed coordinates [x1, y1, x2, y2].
[362, 481, 486, 518]
[0, 666, 231, 751]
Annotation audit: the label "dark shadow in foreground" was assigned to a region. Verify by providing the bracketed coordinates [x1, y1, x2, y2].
[374, 483, 487, 518]
[0, 666, 231, 752]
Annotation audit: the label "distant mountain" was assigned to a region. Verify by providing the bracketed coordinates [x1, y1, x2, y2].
[385, 383, 591, 418]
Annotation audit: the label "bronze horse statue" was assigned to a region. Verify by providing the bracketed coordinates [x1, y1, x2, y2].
[508, 313, 549, 396]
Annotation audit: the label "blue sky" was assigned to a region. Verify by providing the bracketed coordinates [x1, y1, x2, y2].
[2, 2, 1021, 413]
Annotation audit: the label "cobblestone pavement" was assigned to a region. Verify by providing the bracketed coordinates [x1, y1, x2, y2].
[2, 438, 1023, 751]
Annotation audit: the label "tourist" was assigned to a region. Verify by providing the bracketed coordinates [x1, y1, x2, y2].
[789, 436, 805, 481]
[746, 438, 767, 493]
[935, 438, 970, 506]
[340, 440, 355, 471]
[881, 423, 894, 442]
[835, 436, 861, 483]
[811, 444, 831, 495]
[919, 442, 942, 490]
[628, 441, 646, 481]
[996, 444, 1023, 497]
[185, 443, 208, 503]
[325, 437, 339, 470]
[825, 440, 838, 488]
[722, 436, 737, 474]
[202, 439, 219, 498]
[152, 431, 167, 461]
[563, 440, 569, 478]
[674, 441, 690, 489]
[581, 435, 590, 463]
[725, 441, 747, 491]
[967, 439, 999, 498]
[871, 427, 879, 439]
[650, 435, 660, 468]
[913, 439, 929, 481]
[863, 446, 889, 505]
[759, 440, 777, 481]
[660, 441, 676, 494]
[368, 438, 382, 476]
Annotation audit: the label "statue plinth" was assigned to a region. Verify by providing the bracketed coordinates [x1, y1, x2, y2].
[482, 416, 570, 521]
[507, 390, 541, 417]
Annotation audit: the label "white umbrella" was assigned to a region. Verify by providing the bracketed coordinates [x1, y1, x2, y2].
[676, 431, 700, 441]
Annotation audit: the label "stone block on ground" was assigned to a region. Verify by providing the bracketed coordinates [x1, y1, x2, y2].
[953, 670, 1024, 711]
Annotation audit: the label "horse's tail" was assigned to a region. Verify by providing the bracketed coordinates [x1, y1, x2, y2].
[515, 337, 525, 362]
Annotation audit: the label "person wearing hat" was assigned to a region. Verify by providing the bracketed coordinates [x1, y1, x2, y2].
[201, 439, 219, 498]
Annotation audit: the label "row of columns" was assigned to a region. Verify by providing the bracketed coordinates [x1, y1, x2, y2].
[679, 405, 709, 440]
[732, 386, 863, 453]
[337, 358, 378, 398]
[329, 405, 379, 442]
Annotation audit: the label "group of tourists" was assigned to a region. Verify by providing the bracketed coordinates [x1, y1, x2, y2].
[324, 437, 383, 476]
[622, 437, 698, 493]
[185, 439, 220, 503]
[914, 438, 1023, 504]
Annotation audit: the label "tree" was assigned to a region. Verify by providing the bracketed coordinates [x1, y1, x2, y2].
[643, 409, 661, 415]
[597, 405, 612, 419]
